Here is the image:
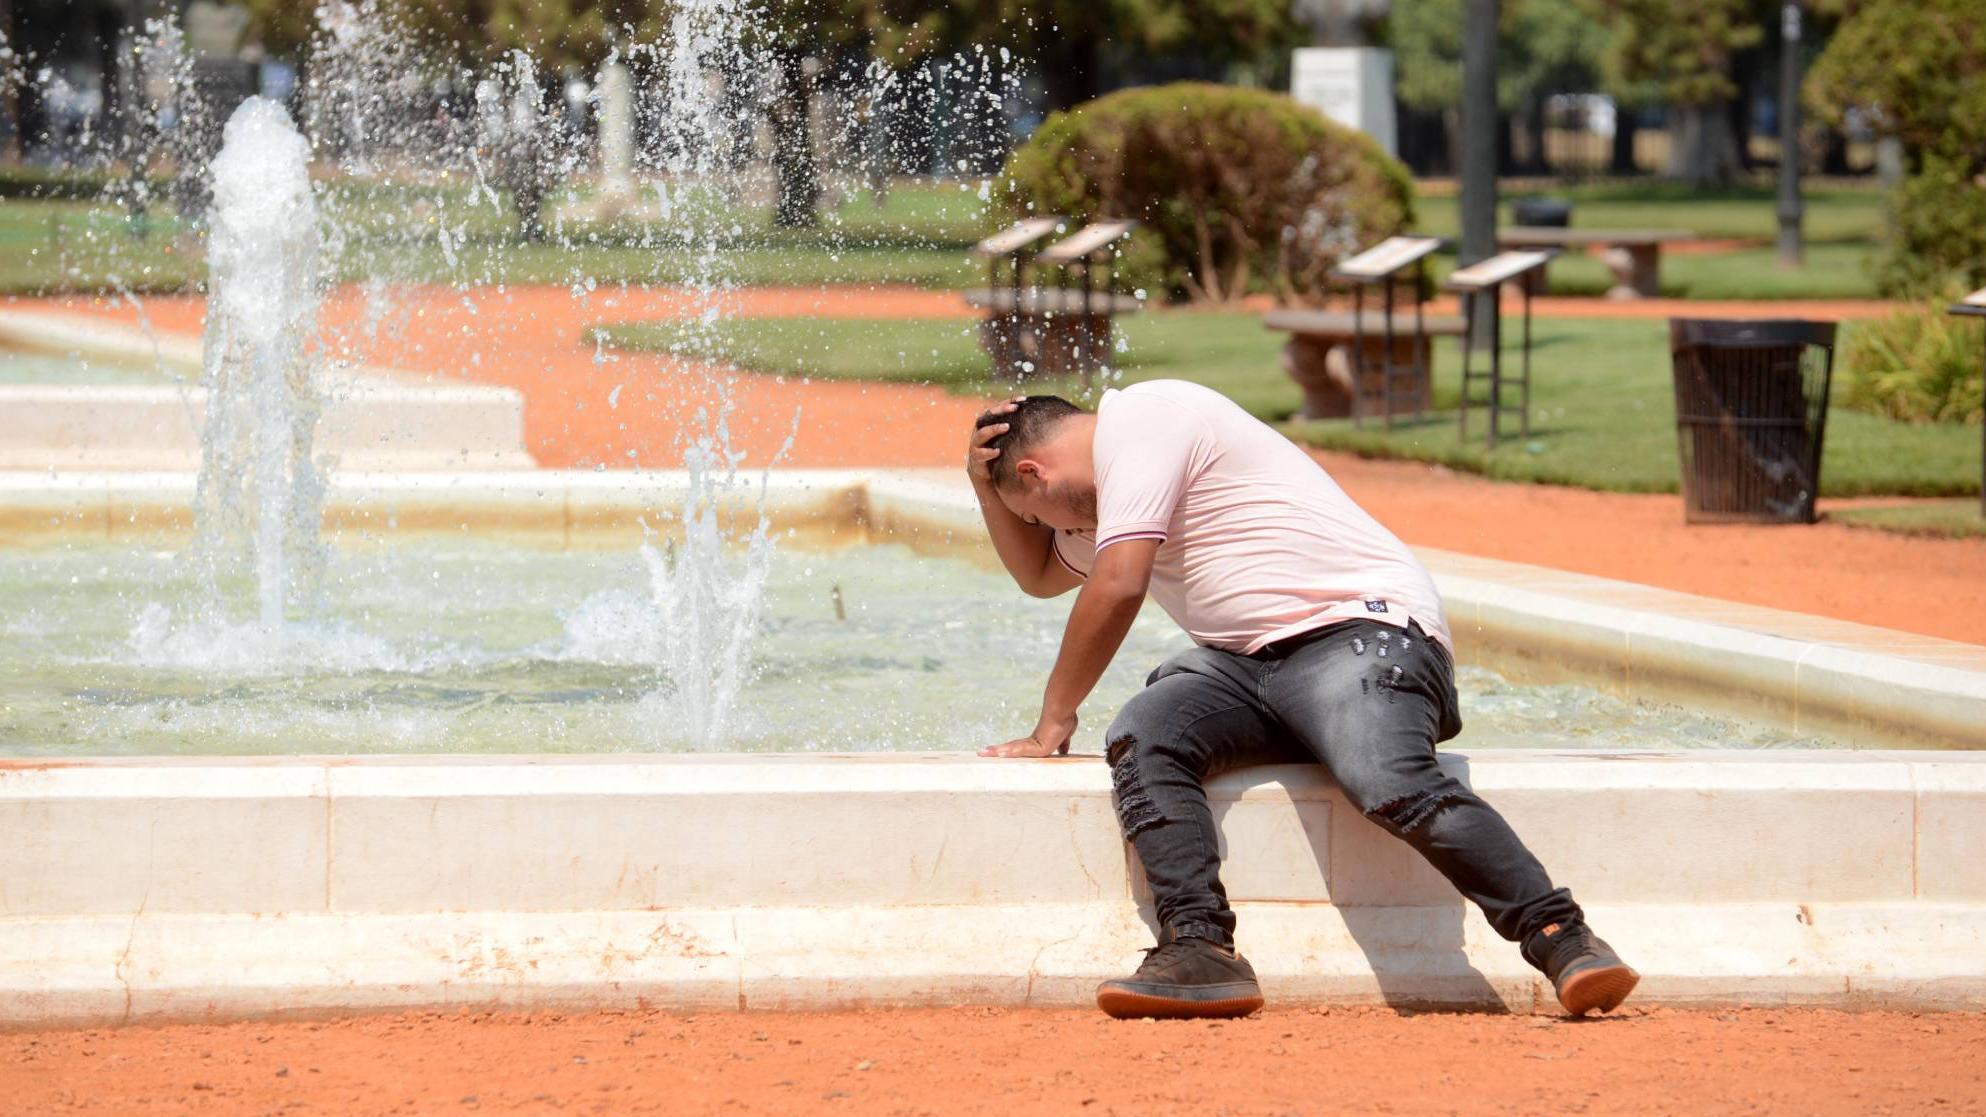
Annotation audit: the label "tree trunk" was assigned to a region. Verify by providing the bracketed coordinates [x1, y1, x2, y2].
[1037, 37, 1101, 112]
[770, 50, 818, 229]
[0, 0, 18, 161]
[1460, 0, 1500, 350]
[1820, 127, 1852, 176]
[1729, 81, 1756, 172]
[1667, 101, 1742, 186]
[1610, 104, 1639, 174]
[1523, 97, 1549, 175]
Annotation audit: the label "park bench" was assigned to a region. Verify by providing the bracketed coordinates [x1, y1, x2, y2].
[964, 218, 1142, 383]
[1496, 227, 1694, 299]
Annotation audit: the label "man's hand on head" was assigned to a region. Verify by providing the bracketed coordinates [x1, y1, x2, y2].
[979, 711, 1078, 758]
[967, 396, 1026, 486]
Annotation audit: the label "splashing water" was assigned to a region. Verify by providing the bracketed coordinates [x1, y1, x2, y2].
[191, 97, 326, 632]
[637, 409, 783, 747]
[14, 2, 1027, 752]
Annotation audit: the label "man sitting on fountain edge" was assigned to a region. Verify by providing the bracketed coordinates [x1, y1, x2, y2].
[967, 381, 1640, 1019]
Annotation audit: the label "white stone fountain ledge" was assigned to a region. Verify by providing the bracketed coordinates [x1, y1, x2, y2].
[0, 309, 535, 472]
[0, 750, 1982, 1025]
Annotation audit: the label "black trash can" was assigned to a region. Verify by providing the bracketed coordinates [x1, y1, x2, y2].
[1669, 318, 1836, 524]
[1511, 197, 1572, 227]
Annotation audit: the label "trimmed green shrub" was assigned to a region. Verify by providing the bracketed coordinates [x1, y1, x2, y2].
[997, 83, 1415, 304]
[1840, 296, 1985, 425]
[1874, 154, 1986, 298]
[1807, 0, 1986, 296]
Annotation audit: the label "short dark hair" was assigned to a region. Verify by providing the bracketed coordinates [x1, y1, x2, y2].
[976, 395, 1088, 488]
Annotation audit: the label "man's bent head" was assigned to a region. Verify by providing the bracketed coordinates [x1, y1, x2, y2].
[976, 395, 1098, 530]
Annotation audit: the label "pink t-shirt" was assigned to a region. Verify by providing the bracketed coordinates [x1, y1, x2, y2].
[1051, 379, 1452, 654]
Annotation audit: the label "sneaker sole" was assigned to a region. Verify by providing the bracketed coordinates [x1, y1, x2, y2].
[1096, 983, 1264, 1020]
[1557, 963, 1641, 1015]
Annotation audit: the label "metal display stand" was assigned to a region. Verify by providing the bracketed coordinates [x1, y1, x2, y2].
[1034, 219, 1138, 387]
[1948, 286, 1986, 518]
[971, 217, 1061, 311]
[1441, 249, 1555, 449]
[1331, 236, 1443, 427]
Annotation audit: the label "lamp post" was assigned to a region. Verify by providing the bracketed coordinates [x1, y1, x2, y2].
[1461, 0, 1499, 349]
[1776, 0, 1805, 268]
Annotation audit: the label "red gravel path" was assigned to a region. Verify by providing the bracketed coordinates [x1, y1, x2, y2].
[3, 1005, 1982, 1116]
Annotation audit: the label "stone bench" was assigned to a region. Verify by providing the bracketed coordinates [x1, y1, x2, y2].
[1496, 227, 1695, 299]
[1263, 308, 1468, 420]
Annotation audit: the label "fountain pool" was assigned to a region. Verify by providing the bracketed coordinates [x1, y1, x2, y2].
[0, 534, 1853, 758]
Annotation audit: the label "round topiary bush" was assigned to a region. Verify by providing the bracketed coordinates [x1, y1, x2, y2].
[997, 82, 1415, 304]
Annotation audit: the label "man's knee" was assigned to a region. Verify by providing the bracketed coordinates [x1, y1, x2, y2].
[1096, 707, 1167, 838]
[1341, 762, 1478, 837]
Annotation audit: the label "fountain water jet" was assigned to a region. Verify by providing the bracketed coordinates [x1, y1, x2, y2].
[192, 97, 327, 632]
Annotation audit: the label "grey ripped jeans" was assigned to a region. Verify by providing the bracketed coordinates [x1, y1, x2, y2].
[1104, 618, 1581, 948]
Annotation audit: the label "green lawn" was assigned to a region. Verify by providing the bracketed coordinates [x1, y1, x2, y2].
[1411, 183, 1890, 300]
[1829, 500, 1986, 538]
[0, 180, 987, 295]
[0, 176, 1891, 299]
[1413, 182, 1887, 244]
[1512, 240, 1881, 301]
[598, 310, 1981, 499]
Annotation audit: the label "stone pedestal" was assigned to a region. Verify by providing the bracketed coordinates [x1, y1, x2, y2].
[978, 312, 1114, 380]
[597, 62, 635, 202]
[1282, 333, 1431, 419]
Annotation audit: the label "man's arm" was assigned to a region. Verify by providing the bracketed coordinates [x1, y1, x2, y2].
[968, 404, 1082, 598]
[980, 538, 1158, 758]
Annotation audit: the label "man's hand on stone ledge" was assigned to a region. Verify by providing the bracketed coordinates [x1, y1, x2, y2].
[979, 712, 1077, 758]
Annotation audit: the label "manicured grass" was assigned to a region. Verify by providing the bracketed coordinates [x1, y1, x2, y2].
[0, 199, 201, 294]
[592, 308, 1310, 420]
[0, 181, 988, 295]
[0, 177, 1890, 299]
[598, 310, 1982, 499]
[1412, 184, 1889, 300]
[1412, 182, 1888, 244]
[1511, 240, 1881, 301]
[1829, 500, 1986, 539]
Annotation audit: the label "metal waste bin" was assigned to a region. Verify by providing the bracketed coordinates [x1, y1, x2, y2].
[1669, 318, 1836, 524]
[1511, 197, 1572, 227]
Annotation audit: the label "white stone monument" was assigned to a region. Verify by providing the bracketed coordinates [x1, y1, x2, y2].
[597, 62, 635, 202]
[1290, 47, 1396, 158]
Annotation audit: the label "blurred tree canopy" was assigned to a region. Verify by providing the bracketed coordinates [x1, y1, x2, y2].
[1391, 0, 1608, 113]
[1585, 0, 1760, 185]
[229, 0, 1298, 228]
[1808, 0, 1986, 294]
[869, 0, 1294, 111]
[241, 0, 1292, 99]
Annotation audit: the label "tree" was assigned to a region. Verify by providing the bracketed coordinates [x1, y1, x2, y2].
[872, 0, 1295, 112]
[1587, 0, 1761, 185]
[1807, 0, 1986, 294]
[1390, 0, 1610, 173]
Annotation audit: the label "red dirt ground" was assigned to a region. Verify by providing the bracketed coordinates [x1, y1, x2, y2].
[13, 285, 1984, 644]
[4, 1005, 1983, 1116]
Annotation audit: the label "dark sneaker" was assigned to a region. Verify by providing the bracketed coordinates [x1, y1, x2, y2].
[1523, 919, 1640, 1016]
[1096, 936, 1265, 1020]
